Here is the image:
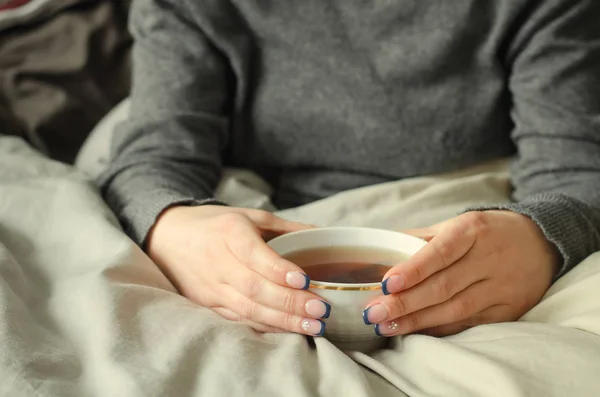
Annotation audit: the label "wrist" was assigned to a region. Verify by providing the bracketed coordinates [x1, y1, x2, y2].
[146, 205, 188, 258]
[488, 210, 561, 277]
[146, 204, 226, 257]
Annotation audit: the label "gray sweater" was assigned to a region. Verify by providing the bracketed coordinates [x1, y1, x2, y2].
[98, 0, 600, 278]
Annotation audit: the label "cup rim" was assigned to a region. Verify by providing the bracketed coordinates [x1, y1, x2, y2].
[268, 226, 427, 290]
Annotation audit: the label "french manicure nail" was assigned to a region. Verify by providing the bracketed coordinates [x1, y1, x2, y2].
[286, 271, 310, 290]
[362, 304, 388, 325]
[374, 321, 399, 337]
[374, 324, 383, 336]
[305, 299, 331, 319]
[301, 318, 326, 336]
[382, 275, 405, 295]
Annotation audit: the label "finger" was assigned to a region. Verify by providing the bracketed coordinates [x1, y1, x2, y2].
[224, 217, 312, 290]
[418, 322, 471, 337]
[225, 268, 332, 319]
[374, 280, 494, 336]
[241, 209, 315, 234]
[418, 305, 512, 337]
[219, 285, 326, 336]
[382, 212, 485, 295]
[200, 286, 287, 333]
[260, 229, 284, 242]
[211, 307, 287, 334]
[363, 254, 485, 324]
[400, 226, 439, 242]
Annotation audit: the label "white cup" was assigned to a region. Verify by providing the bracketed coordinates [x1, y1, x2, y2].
[268, 226, 427, 352]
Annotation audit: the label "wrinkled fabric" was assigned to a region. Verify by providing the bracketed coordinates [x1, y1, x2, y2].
[2, 135, 600, 397]
[0, 0, 131, 162]
[0, 0, 85, 31]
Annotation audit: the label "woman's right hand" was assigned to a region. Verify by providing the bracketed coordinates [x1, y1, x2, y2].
[146, 205, 330, 336]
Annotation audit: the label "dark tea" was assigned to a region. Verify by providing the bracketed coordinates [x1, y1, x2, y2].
[283, 246, 408, 284]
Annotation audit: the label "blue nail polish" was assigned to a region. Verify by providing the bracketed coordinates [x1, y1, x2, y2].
[301, 273, 310, 290]
[374, 324, 383, 337]
[362, 307, 373, 325]
[315, 319, 326, 336]
[382, 278, 391, 295]
[321, 301, 331, 319]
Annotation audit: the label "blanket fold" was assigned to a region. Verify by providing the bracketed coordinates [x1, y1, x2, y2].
[1, 136, 599, 396]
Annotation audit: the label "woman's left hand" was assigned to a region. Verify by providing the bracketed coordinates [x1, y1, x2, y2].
[363, 211, 560, 337]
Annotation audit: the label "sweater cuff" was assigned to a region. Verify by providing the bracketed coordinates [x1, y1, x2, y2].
[116, 189, 226, 248]
[466, 193, 598, 279]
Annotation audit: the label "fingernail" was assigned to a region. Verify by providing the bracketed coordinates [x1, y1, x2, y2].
[374, 321, 399, 337]
[286, 271, 310, 290]
[382, 275, 405, 295]
[301, 318, 326, 336]
[362, 304, 388, 325]
[305, 299, 331, 319]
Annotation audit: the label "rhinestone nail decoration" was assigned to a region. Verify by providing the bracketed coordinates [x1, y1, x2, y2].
[389, 321, 398, 331]
[301, 320, 310, 331]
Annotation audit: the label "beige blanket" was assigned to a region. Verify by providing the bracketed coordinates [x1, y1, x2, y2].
[2, 136, 600, 396]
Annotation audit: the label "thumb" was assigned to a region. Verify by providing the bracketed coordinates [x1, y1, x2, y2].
[400, 225, 440, 242]
[259, 218, 316, 242]
[242, 210, 316, 234]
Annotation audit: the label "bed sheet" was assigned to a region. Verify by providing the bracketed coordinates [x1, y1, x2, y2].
[1, 136, 600, 396]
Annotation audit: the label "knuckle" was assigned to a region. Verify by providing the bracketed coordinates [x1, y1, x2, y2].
[243, 276, 263, 299]
[281, 313, 296, 331]
[232, 313, 244, 323]
[233, 311, 244, 323]
[407, 261, 424, 283]
[231, 237, 260, 269]
[483, 243, 503, 269]
[392, 295, 408, 316]
[432, 238, 453, 266]
[450, 297, 471, 321]
[407, 314, 421, 332]
[238, 298, 256, 320]
[243, 243, 259, 268]
[269, 259, 280, 276]
[434, 275, 454, 299]
[222, 226, 266, 270]
[281, 291, 297, 314]
[461, 212, 488, 233]
[266, 254, 284, 277]
[217, 213, 247, 230]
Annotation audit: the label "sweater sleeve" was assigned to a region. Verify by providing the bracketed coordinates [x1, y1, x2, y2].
[470, 0, 600, 278]
[97, 0, 231, 246]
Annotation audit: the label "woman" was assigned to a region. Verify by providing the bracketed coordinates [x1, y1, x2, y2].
[99, 0, 600, 338]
